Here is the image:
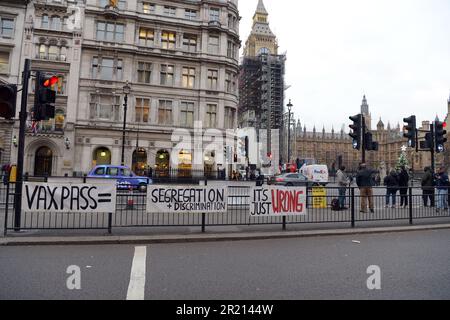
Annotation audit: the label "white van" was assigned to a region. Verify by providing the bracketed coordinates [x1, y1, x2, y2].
[299, 165, 329, 185]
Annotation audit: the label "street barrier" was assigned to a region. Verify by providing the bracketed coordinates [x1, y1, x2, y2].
[2, 176, 450, 235]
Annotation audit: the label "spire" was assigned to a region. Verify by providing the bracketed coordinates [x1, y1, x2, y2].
[256, 0, 269, 15]
[361, 95, 369, 115]
[377, 117, 384, 129]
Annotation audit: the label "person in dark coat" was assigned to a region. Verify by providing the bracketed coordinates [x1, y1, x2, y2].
[356, 163, 378, 213]
[397, 166, 409, 208]
[421, 167, 434, 207]
[435, 167, 449, 212]
[384, 170, 398, 208]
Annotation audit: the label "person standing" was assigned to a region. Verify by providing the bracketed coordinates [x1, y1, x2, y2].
[435, 167, 449, 213]
[421, 167, 434, 207]
[336, 166, 350, 210]
[398, 166, 410, 208]
[384, 170, 398, 208]
[356, 163, 378, 213]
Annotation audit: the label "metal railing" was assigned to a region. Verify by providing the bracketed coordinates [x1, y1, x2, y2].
[2, 176, 450, 235]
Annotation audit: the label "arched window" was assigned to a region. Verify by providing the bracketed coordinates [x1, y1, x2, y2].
[132, 148, 147, 176]
[34, 146, 53, 177]
[93, 147, 111, 166]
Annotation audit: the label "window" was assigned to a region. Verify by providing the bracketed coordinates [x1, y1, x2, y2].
[138, 27, 154, 46]
[0, 18, 14, 37]
[48, 46, 59, 60]
[137, 62, 152, 83]
[206, 104, 217, 128]
[0, 52, 9, 74]
[51, 16, 61, 30]
[142, 2, 155, 14]
[135, 98, 150, 123]
[158, 100, 173, 125]
[185, 9, 197, 20]
[182, 34, 197, 52]
[210, 8, 220, 21]
[92, 57, 123, 80]
[227, 41, 237, 59]
[38, 44, 46, 59]
[224, 107, 235, 129]
[94, 167, 106, 175]
[96, 22, 124, 42]
[180, 102, 194, 127]
[54, 109, 65, 132]
[207, 69, 218, 90]
[225, 72, 237, 93]
[228, 14, 236, 29]
[160, 64, 174, 86]
[118, 0, 126, 10]
[182, 67, 195, 89]
[161, 31, 176, 50]
[107, 167, 119, 176]
[208, 35, 219, 54]
[90, 94, 121, 121]
[99, 0, 125, 9]
[164, 6, 176, 16]
[41, 15, 49, 29]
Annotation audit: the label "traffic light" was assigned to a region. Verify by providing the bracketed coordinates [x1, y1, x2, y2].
[364, 132, 379, 151]
[420, 132, 433, 150]
[403, 116, 417, 148]
[434, 121, 447, 153]
[349, 114, 362, 150]
[34, 71, 57, 121]
[0, 84, 17, 119]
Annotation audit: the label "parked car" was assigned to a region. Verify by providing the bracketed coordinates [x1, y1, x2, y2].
[268, 173, 311, 187]
[87, 165, 152, 192]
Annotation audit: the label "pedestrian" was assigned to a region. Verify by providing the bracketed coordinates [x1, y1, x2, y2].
[356, 163, 378, 213]
[398, 166, 409, 208]
[336, 166, 350, 210]
[421, 167, 434, 207]
[434, 167, 449, 213]
[384, 170, 398, 208]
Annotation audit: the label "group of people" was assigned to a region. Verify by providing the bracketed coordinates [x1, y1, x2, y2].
[336, 163, 450, 213]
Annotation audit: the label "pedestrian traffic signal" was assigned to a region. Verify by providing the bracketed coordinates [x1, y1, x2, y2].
[420, 132, 433, 150]
[403, 116, 417, 148]
[435, 121, 447, 153]
[349, 114, 362, 150]
[33, 71, 57, 121]
[364, 132, 379, 151]
[0, 84, 17, 119]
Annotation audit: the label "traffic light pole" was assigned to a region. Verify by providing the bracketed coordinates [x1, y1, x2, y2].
[361, 114, 366, 163]
[14, 59, 31, 232]
[430, 123, 435, 175]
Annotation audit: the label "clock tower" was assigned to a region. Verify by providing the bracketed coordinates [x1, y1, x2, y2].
[243, 0, 278, 57]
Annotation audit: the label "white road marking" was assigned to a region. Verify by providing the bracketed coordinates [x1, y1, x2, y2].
[126, 246, 147, 300]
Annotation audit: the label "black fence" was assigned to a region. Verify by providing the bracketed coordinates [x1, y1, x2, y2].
[2, 178, 450, 236]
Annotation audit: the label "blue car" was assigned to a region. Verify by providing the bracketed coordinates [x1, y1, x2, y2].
[87, 165, 152, 192]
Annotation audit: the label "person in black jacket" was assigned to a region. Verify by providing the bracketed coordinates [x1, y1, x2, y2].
[398, 166, 409, 208]
[356, 163, 378, 213]
[384, 170, 398, 208]
[421, 167, 434, 207]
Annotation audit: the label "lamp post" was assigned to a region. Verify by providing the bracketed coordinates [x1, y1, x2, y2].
[121, 81, 131, 166]
[287, 99, 293, 163]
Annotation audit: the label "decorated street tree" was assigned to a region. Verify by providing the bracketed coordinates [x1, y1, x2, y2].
[396, 145, 409, 169]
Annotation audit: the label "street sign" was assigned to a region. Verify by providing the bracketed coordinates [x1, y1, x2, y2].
[147, 186, 228, 214]
[250, 186, 307, 217]
[22, 182, 116, 213]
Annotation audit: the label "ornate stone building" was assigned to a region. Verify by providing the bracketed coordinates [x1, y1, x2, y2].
[0, 0, 28, 166]
[8, 0, 240, 177]
[296, 96, 437, 174]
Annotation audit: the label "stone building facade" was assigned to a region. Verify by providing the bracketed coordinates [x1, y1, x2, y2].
[8, 0, 240, 177]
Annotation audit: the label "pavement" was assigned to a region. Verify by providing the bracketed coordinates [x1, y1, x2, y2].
[1, 222, 450, 246]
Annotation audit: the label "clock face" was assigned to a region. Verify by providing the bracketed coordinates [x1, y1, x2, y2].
[258, 47, 270, 55]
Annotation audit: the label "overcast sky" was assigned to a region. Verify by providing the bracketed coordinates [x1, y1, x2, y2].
[238, 0, 450, 132]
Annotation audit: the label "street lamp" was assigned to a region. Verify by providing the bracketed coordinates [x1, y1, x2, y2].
[287, 99, 293, 163]
[121, 80, 131, 166]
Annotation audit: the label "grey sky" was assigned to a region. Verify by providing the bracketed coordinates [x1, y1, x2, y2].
[238, 0, 450, 131]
